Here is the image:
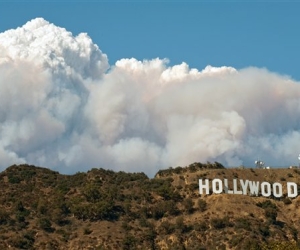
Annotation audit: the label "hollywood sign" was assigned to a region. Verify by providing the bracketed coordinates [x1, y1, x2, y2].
[199, 178, 298, 198]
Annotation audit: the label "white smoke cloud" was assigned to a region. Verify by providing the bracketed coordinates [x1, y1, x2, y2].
[1, 18, 300, 177]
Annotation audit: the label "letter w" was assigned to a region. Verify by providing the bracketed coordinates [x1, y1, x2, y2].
[249, 181, 259, 196]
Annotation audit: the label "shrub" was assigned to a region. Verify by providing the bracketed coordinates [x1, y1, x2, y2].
[265, 207, 277, 223]
[0, 209, 10, 225]
[83, 184, 101, 203]
[235, 217, 251, 231]
[188, 183, 199, 191]
[122, 234, 137, 250]
[256, 200, 277, 210]
[211, 217, 232, 229]
[183, 198, 194, 214]
[7, 174, 21, 184]
[175, 216, 186, 233]
[197, 199, 207, 212]
[194, 221, 208, 232]
[211, 218, 226, 229]
[159, 221, 175, 234]
[38, 217, 54, 232]
[8, 234, 34, 249]
[259, 224, 270, 237]
[283, 197, 292, 205]
[83, 227, 92, 235]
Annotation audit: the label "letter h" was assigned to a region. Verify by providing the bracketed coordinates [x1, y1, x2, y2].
[199, 179, 210, 195]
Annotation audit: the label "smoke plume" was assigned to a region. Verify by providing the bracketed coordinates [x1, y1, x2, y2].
[0, 18, 300, 176]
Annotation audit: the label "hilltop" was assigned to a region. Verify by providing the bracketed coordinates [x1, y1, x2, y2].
[0, 163, 300, 249]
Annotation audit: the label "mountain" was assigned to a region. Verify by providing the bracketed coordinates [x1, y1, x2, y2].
[0, 163, 300, 249]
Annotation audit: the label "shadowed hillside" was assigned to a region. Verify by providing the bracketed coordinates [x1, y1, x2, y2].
[1, 163, 300, 249]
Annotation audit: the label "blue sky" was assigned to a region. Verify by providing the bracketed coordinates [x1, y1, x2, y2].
[1, 1, 300, 80]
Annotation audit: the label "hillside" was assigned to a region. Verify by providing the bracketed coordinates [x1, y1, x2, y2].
[1, 163, 300, 249]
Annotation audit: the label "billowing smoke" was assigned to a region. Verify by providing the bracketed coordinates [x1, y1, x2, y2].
[1, 18, 300, 176]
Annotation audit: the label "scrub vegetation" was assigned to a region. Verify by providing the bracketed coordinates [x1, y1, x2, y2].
[0, 163, 300, 249]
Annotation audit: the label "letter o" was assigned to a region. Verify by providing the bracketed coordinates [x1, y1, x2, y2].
[212, 179, 223, 194]
[272, 182, 282, 198]
[261, 182, 271, 197]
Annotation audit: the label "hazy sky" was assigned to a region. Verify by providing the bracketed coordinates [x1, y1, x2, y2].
[1, 1, 300, 177]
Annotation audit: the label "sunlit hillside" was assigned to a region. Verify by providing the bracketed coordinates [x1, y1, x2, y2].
[1, 163, 300, 249]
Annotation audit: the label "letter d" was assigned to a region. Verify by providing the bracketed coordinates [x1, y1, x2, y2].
[287, 182, 298, 198]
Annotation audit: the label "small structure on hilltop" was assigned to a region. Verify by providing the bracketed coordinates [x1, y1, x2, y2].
[290, 154, 300, 169]
[255, 160, 265, 169]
